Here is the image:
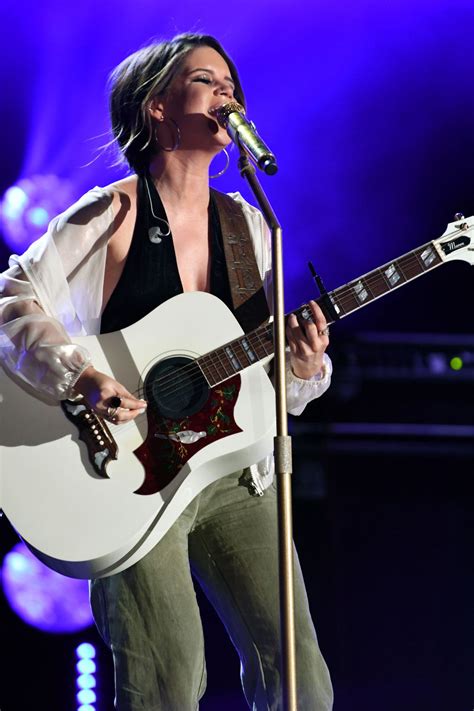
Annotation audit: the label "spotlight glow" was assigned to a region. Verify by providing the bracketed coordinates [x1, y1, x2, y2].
[0, 174, 76, 251]
[77, 688, 97, 705]
[1, 542, 93, 633]
[76, 643, 96, 659]
[75, 643, 98, 711]
[77, 659, 97, 674]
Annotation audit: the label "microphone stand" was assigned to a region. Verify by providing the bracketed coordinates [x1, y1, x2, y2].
[237, 146, 297, 711]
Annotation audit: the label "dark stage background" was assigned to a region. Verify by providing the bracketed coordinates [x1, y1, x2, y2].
[1, 1, 473, 709]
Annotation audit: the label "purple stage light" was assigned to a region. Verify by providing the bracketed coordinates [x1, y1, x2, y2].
[1, 541, 93, 633]
[0, 175, 76, 253]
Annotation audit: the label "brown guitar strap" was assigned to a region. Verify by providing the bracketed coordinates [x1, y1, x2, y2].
[211, 189, 270, 333]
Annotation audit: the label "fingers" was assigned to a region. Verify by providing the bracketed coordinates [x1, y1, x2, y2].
[286, 300, 329, 356]
[74, 367, 148, 424]
[102, 391, 147, 424]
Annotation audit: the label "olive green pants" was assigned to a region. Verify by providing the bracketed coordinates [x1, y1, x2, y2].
[90, 471, 333, 710]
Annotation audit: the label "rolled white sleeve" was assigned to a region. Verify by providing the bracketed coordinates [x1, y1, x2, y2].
[285, 351, 332, 415]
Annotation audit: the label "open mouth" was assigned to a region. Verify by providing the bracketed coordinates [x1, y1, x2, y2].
[207, 113, 220, 134]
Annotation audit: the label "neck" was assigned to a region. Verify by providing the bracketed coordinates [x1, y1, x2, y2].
[148, 150, 216, 209]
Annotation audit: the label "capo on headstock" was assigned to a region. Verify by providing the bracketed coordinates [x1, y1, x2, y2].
[308, 261, 341, 322]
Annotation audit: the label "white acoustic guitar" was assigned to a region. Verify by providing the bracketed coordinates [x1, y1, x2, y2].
[1, 215, 473, 579]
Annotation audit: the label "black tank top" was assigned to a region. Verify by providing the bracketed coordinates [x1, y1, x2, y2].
[100, 173, 234, 334]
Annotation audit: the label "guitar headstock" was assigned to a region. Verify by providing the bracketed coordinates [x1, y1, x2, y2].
[434, 214, 474, 265]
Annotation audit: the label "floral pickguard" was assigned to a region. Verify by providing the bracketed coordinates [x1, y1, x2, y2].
[133, 375, 242, 494]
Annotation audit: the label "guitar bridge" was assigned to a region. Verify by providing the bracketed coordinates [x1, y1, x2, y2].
[61, 399, 118, 478]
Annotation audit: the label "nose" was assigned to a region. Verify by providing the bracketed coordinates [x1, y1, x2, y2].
[215, 82, 233, 99]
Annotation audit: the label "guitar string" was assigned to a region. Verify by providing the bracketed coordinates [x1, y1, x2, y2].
[137, 331, 272, 400]
[127, 245, 444, 401]
[120, 247, 441, 406]
[96, 230, 464, 435]
[113, 232, 459, 405]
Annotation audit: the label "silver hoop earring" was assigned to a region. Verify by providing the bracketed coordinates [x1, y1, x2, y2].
[209, 148, 230, 179]
[154, 117, 181, 152]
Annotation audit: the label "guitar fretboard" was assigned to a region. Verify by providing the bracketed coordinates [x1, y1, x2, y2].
[198, 240, 443, 387]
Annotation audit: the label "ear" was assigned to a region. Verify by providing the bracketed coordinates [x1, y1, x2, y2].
[148, 95, 165, 121]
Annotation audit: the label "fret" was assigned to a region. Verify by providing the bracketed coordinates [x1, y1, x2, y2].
[251, 326, 273, 359]
[382, 261, 406, 288]
[211, 351, 230, 383]
[240, 336, 258, 364]
[199, 353, 225, 387]
[196, 238, 450, 387]
[379, 266, 393, 291]
[417, 244, 442, 271]
[231, 336, 256, 366]
[225, 345, 242, 372]
[218, 347, 238, 378]
[367, 269, 392, 298]
[354, 277, 373, 304]
[412, 249, 427, 274]
[330, 293, 345, 316]
[315, 291, 344, 321]
[207, 348, 234, 383]
[331, 284, 359, 316]
[248, 334, 269, 362]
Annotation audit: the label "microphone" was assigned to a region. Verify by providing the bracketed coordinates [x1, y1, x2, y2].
[212, 101, 278, 175]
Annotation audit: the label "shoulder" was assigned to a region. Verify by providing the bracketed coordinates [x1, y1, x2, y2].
[102, 175, 138, 209]
[56, 176, 137, 231]
[45, 176, 139, 258]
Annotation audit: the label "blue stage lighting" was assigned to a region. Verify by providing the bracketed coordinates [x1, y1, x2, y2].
[2, 186, 29, 219]
[0, 175, 76, 252]
[75, 642, 98, 710]
[1, 541, 93, 633]
[27, 206, 50, 228]
[77, 688, 97, 705]
[76, 642, 96, 659]
[77, 658, 97, 674]
[77, 673, 97, 689]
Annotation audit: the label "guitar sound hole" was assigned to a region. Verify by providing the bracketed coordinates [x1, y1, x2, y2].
[144, 357, 209, 419]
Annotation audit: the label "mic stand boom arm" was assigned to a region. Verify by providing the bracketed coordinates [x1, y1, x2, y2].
[237, 147, 298, 711]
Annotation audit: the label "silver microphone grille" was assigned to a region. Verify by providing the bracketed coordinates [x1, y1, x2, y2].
[212, 101, 246, 128]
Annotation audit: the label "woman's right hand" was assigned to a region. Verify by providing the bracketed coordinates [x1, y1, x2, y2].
[74, 366, 147, 423]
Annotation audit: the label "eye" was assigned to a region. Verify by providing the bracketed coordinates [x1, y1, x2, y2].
[193, 76, 212, 85]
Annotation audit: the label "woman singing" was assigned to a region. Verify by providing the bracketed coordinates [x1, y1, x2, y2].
[0, 33, 333, 710]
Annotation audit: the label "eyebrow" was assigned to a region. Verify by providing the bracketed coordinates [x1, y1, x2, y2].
[188, 67, 235, 87]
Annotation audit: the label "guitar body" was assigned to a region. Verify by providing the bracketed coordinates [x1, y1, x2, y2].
[0, 292, 276, 579]
[2, 215, 472, 580]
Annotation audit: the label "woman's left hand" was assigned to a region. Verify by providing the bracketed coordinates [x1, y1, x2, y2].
[286, 300, 329, 380]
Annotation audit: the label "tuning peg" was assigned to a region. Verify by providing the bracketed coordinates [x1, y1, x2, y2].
[454, 212, 464, 220]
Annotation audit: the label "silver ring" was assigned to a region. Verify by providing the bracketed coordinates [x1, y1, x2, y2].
[107, 406, 118, 418]
[318, 326, 330, 337]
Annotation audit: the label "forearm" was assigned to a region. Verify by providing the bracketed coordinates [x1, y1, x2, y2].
[0, 267, 91, 400]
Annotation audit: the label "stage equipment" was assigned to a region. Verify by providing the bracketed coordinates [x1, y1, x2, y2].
[212, 102, 277, 175]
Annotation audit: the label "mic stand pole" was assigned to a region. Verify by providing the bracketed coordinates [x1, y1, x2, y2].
[237, 147, 297, 711]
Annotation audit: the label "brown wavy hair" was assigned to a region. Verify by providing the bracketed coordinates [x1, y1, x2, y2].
[108, 33, 246, 173]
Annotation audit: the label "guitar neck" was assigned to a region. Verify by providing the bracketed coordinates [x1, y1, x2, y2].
[312, 239, 443, 323]
[198, 239, 444, 387]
